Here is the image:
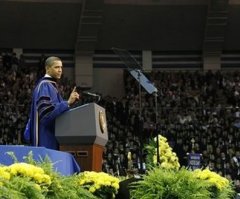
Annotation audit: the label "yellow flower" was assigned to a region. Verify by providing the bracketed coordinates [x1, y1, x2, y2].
[40, 174, 52, 185]
[193, 169, 230, 191]
[78, 171, 120, 194]
[6, 163, 51, 185]
[151, 135, 180, 170]
[89, 186, 96, 193]
[112, 182, 119, 189]
[34, 184, 41, 191]
[0, 167, 10, 180]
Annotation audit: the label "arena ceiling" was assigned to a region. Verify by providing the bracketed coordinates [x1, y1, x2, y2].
[0, 0, 240, 51]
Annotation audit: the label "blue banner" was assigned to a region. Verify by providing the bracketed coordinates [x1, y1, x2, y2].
[188, 153, 202, 170]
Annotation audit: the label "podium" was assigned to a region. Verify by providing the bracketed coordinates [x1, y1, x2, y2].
[55, 103, 108, 172]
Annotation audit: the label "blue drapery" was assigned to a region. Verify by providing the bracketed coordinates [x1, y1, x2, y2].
[0, 145, 80, 176]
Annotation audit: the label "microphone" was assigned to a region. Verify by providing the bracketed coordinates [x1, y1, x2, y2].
[82, 91, 100, 97]
[82, 91, 101, 102]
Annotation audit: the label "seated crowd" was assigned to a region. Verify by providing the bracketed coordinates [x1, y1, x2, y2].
[1, 52, 240, 190]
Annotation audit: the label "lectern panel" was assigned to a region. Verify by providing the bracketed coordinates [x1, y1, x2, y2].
[55, 103, 108, 146]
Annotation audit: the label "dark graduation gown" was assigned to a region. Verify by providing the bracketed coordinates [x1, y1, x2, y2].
[24, 76, 69, 150]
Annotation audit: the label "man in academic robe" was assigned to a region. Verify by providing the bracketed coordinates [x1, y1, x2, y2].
[24, 56, 79, 150]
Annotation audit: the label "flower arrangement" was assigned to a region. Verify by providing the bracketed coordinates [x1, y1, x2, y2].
[193, 168, 234, 199]
[77, 171, 120, 199]
[145, 135, 180, 170]
[0, 138, 235, 199]
[129, 135, 235, 199]
[0, 152, 120, 199]
[0, 161, 53, 199]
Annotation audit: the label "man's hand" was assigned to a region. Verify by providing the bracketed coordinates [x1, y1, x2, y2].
[68, 86, 80, 106]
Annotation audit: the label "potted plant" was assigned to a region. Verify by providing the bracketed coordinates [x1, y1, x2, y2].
[129, 135, 235, 199]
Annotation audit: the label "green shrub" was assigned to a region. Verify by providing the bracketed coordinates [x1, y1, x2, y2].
[130, 167, 235, 199]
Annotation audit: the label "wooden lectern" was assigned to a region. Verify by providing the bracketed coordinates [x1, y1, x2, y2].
[55, 103, 108, 172]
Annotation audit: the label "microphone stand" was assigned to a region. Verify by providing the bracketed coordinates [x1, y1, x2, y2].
[136, 69, 144, 174]
[110, 48, 159, 173]
[154, 91, 160, 164]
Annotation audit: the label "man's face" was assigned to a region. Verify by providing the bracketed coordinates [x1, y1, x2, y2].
[46, 60, 63, 79]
